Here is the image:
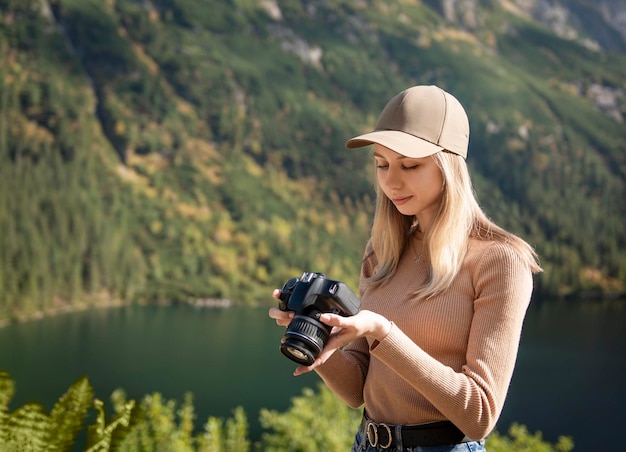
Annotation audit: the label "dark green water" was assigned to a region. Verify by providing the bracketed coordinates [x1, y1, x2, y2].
[0, 305, 319, 441]
[0, 300, 624, 450]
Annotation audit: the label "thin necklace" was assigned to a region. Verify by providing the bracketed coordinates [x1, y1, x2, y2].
[411, 234, 423, 263]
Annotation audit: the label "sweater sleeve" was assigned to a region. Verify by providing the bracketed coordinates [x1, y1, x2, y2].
[315, 336, 370, 408]
[370, 243, 533, 439]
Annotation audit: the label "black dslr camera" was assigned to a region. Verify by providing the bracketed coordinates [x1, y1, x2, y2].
[278, 272, 361, 365]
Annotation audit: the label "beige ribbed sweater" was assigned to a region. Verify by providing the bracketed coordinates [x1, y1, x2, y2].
[315, 234, 533, 440]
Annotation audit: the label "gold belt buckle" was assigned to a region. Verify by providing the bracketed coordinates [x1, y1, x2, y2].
[366, 420, 392, 449]
[366, 421, 378, 447]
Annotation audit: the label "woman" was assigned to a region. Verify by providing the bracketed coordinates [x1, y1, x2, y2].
[269, 85, 542, 451]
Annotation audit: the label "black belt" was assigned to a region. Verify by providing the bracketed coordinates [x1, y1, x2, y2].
[361, 413, 471, 449]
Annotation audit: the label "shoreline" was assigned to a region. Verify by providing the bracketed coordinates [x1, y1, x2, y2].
[0, 297, 126, 330]
[0, 297, 242, 330]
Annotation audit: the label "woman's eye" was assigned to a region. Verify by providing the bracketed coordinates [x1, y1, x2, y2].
[402, 164, 419, 170]
[375, 163, 388, 169]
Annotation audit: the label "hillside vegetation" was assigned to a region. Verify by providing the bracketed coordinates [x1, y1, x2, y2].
[1, 0, 625, 322]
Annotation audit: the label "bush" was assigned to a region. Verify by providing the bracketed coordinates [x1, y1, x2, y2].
[0, 372, 574, 451]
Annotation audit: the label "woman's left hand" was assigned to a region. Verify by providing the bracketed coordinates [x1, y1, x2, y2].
[293, 309, 391, 376]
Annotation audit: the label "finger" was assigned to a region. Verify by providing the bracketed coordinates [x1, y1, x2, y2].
[293, 344, 340, 376]
[272, 289, 282, 300]
[268, 307, 294, 326]
[268, 306, 281, 319]
[318, 313, 345, 326]
[293, 363, 316, 376]
[293, 359, 321, 377]
[268, 306, 292, 317]
[323, 333, 350, 352]
[316, 346, 340, 365]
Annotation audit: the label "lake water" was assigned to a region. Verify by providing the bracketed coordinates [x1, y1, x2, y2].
[0, 299, 624, 450]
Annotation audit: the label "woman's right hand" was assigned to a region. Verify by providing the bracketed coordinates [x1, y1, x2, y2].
[268, 289, 294, 327]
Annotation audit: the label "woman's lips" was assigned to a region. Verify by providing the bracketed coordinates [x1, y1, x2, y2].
[392, 196, 412, 206]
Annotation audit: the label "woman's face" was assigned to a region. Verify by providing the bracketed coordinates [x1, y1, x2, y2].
[374, 144, 444, 229]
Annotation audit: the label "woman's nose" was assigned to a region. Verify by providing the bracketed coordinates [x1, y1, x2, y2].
[385, 166, 403, 189]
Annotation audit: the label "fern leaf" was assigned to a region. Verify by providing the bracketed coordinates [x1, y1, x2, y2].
[86, 398, 136, 451]
[4, 402, 54, 451]
[49, 375, 94, 451]
[0, 371, 16, 446]
[0, 371, 15, 412]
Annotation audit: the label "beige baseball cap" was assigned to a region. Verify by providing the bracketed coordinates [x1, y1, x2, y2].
[345, 85, 470, 159]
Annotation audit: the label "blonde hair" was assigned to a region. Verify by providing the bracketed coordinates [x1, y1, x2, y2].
[367, 151, 542, 298]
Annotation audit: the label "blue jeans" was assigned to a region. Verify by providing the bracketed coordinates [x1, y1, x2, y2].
[351, 428, 487, 452]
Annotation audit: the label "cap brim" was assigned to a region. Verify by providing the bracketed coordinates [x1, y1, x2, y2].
[345, 130, 443, 158]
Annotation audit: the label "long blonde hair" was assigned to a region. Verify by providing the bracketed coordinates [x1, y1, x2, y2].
[367, 150, 542, 298]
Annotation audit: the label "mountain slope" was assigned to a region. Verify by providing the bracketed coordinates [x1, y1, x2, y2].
[0, 0, 624, 322]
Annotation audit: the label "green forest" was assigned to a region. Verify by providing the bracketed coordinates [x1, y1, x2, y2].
[1, 0, 625, 324]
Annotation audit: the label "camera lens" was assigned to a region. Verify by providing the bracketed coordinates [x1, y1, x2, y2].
[280, 314, 331, 366]
[285, 345, 312, 363]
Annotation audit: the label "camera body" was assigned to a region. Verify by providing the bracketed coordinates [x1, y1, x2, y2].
[278, 272, 360, 365]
